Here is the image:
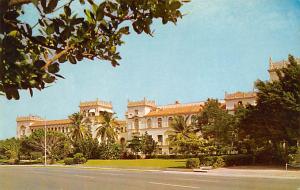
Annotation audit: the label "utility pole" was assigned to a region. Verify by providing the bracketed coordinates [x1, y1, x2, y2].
[44, 119, 47, 166]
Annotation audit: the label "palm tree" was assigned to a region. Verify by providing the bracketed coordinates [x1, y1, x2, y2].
[68, 112, 91, 142]
[95, 111, 119, 144]
[166, 115, 194, 152]
[166, 115, 193, 138]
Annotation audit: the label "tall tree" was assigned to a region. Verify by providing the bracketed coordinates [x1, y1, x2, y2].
[166, 115, 193, 139]
[140, 131, 157, 156]
[0, 137, 21, 161]
[68, 112, 91, 143]
[238, 55, 300, 163]
[166, 115, 197, 154]
[95, 111, 119, 144]
[127, 135, 142, 157]
[195, 99, 235, 153]
[24, 129, 69, 162]
[0, 0, 190, 99]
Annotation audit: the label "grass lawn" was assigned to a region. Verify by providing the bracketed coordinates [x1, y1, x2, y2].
[83, 159, 187, 169]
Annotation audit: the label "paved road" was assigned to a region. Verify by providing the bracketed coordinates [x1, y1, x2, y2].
[0, 166, 299, 190]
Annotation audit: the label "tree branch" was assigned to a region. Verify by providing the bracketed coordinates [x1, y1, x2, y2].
[8, 0, 33, 7]
[43, 46, 72, 69]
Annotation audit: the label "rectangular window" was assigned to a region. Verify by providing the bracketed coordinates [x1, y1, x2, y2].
[158, 135, 163, 143]
[158, 118, 162, 128]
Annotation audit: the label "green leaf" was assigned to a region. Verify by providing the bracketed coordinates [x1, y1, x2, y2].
[96, 6, 104, 21]
[48, 62, 60, 73]
[111, 46, 116, 53]
[8, 30, 18, 37]
[58, 54, 67, 63]
[70, 18, 84, 25]
[68, 55, 77, 64]
[46, 24, 55, 35]
[64, 6, 71, 17]
[35, 36, 47, 43]
[170, 1, 182, 10]
[118, 27, 129, 35]
[47, 0, 59, 13]
[35, 60, 46, 68]
[44, 75, 56, 83]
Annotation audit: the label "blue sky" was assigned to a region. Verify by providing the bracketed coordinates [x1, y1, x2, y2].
[1, 0, 300, 139]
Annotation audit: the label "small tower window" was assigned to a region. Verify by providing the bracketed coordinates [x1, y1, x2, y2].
[158, 118, 162, 128]
[168, 117, 173, 127]
[134, 119, 139, 130]
[147, 118, 152, 128]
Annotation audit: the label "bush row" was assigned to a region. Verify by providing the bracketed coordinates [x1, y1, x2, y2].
[145, 154, 197, 159]
[199, 154, 253, 167]
[185, 154, 253, 169]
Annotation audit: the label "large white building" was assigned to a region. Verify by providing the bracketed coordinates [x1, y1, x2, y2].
[19, 56, 298, 154]
[16, 94, 256, 154]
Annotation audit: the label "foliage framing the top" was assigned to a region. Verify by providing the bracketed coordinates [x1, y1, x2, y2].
[0, 0, 190, 99]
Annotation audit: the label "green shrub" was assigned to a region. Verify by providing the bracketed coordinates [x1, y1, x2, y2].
[98, 143, 121, 160]
[186, 158, 200, 168]
[30, 152, 43, 160]
[64, 158, 74, 165]
[213, 157, 225, 168]
[199, 156, 217, 166]
[199, 154, 253, 167]
[73, 153, 86, 164]
[221, 154, 252, 166]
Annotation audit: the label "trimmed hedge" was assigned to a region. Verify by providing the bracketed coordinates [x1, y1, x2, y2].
[199, 154, 252, 167]
[64, 158, 74, 165]
[145, 154, 197, 159]
[186, 158, 200, 168]
[73, 153, 87, 164]
[222, 154, 252, 166]
[64, 153, 87, 165]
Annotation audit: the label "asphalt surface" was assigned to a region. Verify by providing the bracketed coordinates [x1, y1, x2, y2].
[0, 166, 299, 190]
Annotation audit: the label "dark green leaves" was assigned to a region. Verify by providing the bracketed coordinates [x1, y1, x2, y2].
[96, 6, 104, 21]
[1, 0, 189, 100]
[35, 36, 46, 43]
[68, 55, 77, 64]
[48, 62, 60, 73]
[35, 60, 46, 68]
[43, 74, 56, 83]
[64, 6, 71, 17]
[170, 1, 182, 10]
[118, 27, 129, 35]
[47, 0, 59, 13]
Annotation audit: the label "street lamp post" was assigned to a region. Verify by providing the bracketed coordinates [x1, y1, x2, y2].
[44, 120, 47, 166]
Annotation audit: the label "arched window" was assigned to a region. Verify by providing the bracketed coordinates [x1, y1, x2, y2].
[168, 117, 173, 127]
[120, 137, 125, 145]
[20, 125, 25, 136]
[158, 118, 162, 128]
[134, 119, 139, 130]
[147, 119, 152, 128]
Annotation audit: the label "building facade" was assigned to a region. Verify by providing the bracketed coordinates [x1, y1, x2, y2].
[16, 95, 257, 154]
[16, 99, 126, 141]
[268, 57, 300, 81]
[23, 56, 300, 154]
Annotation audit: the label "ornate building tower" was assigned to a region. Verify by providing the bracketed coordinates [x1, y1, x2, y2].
[16, 115, 44, 138]
[125, 98, 156, 138]
[79, 99, 113, 117]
